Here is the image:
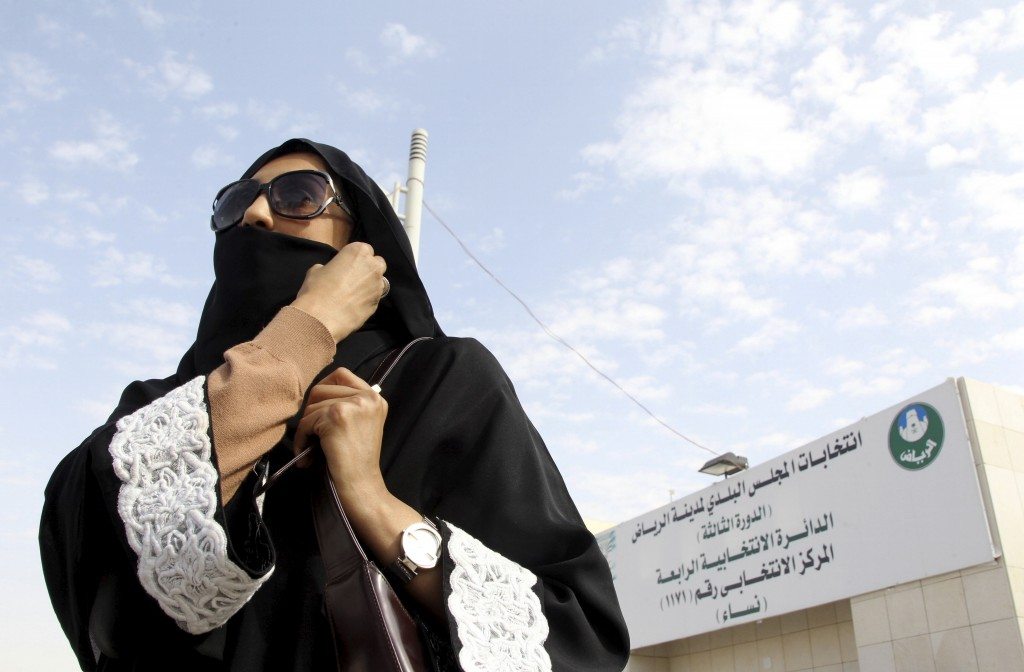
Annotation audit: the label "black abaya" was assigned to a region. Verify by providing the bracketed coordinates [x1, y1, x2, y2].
[39, 139, 630, 671]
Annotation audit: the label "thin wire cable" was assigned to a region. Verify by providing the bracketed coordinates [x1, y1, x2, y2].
[422, 200, 719, 457]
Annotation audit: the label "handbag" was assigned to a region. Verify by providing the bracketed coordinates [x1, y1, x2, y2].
[255, 336, 435, 671]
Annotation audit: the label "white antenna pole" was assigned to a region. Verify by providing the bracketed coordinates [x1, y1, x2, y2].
[403, 128, 428, 267]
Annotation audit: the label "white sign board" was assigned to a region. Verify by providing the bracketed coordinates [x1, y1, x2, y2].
[597, 380, 995, 648]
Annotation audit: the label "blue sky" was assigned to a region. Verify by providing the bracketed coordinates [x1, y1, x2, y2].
[3, 1, 1024, 668]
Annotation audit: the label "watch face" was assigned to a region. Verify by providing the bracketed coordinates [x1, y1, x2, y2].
[404, 524, 441, 568]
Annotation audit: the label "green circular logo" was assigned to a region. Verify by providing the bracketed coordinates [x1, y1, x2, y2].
[889, 403, 944, 470]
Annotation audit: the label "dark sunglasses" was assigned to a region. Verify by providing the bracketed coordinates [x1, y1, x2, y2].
[210, 169, 353, 232]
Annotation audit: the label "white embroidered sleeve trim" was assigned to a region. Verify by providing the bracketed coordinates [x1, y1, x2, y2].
[441, 519, 552, 672]
[108, 375, 273, 635]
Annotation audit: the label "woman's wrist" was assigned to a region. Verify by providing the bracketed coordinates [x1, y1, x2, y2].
[332, 471, 389, 507]
[333, 478, 447, 623]
[289, 299, 350, 343]
[334, 476, 418, 569]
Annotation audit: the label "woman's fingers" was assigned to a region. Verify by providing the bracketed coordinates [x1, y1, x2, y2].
[307, 366, 384, 405]
[292, 407, 322, 466]
[322, 366, 373, 391]
[307, 383, 361, 405]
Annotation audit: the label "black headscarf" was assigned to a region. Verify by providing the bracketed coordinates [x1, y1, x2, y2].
[109, 138, 445, 425]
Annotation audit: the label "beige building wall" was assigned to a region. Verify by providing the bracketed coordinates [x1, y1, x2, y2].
[620, 379, 1024, 672]
[627, 599, 857, 671]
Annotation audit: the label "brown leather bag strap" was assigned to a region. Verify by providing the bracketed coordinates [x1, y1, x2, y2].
[312, 460, 369, 575]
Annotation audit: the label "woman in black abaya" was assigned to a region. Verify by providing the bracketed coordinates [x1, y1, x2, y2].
[39, 138, 630, 671]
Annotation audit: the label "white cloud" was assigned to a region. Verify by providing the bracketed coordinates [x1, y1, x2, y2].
[732, 317, 800, 354]
[729, 430, 813, 464]
[585, 17, 645, 63]
[50, 112, 138, 171]
[915, 306, 956, 325]
[958, 169, 1024, 231]
[836, 303, 888, 329]
[618, 374, 674, 402]
[113, 298, 196, 328]
[892, 210, 939, 251]
[920, 270, 1016, 316]
[824, 69, 919, 145]
[0, 310, 71, 369]
[216, 125, 239, 141]
[875, 12, 980, 93]
[466, 328, 614, 390]
[18, 178, 48, 205]
[876, 6, 1024, 94]
[344, 47, 376, 74]
[7, 255, 61, 291]
[809, 3, 863, 47]
[824, 356, 865, 378]
[805, 229, 891, 279]
[921, 75, 1024, 164]
[689, 402, 749, 417]
[837, 375, 905, 398]
[643, 0, 804, 70]
[829, 168, 885, 210]
[926, 143, 979, 169]
[787, 386, 835, 411]
[380, 23, 441, 61]
[132, 2, 166, 29]
[568, 467, 692, 523]
[792, 46, 865, 103]
[337, 83, 394, 114]
[126, 51, 213, 99]
[558, 171, 604, 201]
[245, 99, 320, 135]
[89, 247, 186, 287]
[197, 102, 238, 119]
[36, 224, 116, 248]
[879, 348, 930, 380]
[191, 145, 234, 169]
[584, 66, 820, 181]
[85, 319, 191, 370]
[524, 403, 596, 424]
[2, 52, 65, 109]
[73, 396, 120, 426]
[991, 327, 1024, 352]
[475, 227, 506, 254]
[551, 186, 825, 348]
[548, 295, 667, 345]
[36, 16, 92, 49]
[967, 255, 1001, 274]
[549, 433, 601, 455]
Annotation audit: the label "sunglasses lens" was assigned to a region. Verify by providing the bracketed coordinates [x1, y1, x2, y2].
[271, 172, 330, 218]
[212, 180, 259, 231]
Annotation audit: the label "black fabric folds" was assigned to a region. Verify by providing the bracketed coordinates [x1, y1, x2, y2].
[39, 139, 630, 671]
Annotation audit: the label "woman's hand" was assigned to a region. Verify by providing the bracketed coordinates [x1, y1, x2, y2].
[293, 366, 388, 498]
[294, 367, 447, 624]
[291, 242, 388, 343]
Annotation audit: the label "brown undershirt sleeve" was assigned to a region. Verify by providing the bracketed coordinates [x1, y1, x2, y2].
[207, 305, 337, 504]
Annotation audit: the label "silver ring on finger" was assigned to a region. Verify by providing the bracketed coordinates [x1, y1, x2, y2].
[380, 276, 390, 299]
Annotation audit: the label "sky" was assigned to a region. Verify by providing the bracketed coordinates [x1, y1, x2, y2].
[3, 0, 1024, 668]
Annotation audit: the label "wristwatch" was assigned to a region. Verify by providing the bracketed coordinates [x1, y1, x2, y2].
[388, 516, 442, 584]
